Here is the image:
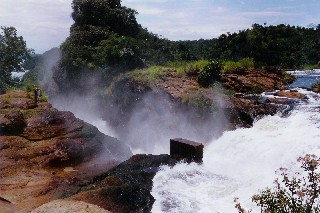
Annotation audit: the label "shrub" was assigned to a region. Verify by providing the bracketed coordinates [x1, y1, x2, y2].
[24, 82, 34, 92]
[21, 69, 38, 85]
[165, 60, 209, 76]
[222, 61, 238, 73]
[251, 84, 263, 95]
[311, 81, 320, 93]
[40, 91, 48, 102]
[185, 60, 209, 76]
[165, 61, 187, 74]
[304, 65, 315, 70]
[197, 59, 222, 87]
[127, 66, 166, 85]
[3, 96, 11, 104]
[238, 58, 254, 69]
[224, 88, 236, 95]
[222, 58, 254, 73]
[235, 154, 320, 213]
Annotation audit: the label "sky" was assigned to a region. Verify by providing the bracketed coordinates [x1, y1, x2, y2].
[0, 0, 319, 54]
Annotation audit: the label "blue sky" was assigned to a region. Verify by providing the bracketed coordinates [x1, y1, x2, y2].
[0, 0, 319, 53]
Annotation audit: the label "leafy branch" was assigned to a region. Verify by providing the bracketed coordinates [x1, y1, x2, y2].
[235, 154, 320, 213]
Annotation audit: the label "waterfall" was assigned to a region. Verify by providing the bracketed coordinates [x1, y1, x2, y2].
[151, 71, 320, 212]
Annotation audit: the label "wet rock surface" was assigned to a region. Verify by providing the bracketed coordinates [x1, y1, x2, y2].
[0, 67, 304, 212]
[221, 68, 295, 93]
[106, 68, 297, 130]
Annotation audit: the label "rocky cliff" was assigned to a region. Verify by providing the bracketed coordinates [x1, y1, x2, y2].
[0, 68, 303, 212]
[0, 90, 132, 212]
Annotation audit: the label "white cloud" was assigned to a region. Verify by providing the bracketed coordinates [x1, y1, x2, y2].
[0, 0, 73, 53]
[1, 0, 319, 52]
[240, 11, 292, 17]
[134, 6, 165, 15]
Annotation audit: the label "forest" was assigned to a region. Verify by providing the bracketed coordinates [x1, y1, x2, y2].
[1, 0, 320, 92]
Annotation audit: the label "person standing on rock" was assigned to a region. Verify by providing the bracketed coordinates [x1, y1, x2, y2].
[34, 85, 40, 105]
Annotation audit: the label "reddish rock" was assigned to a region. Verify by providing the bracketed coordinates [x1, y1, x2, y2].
[0, 90, 132, 212]
[221, 68, 295, 93]
[274, 90, 306, 99]
[265, 98, 293, 105]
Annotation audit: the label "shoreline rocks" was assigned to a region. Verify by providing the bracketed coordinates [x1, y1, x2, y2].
[0, 67, 305, 212]
[0, 90, 132, 212]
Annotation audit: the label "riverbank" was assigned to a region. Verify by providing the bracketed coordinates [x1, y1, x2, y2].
[1, 67, 308, 212]
[0, 90, 131, 212]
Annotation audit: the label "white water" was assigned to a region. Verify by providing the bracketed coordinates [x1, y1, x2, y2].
[288, 69, 320, 89]
[151, 88, 320, 213]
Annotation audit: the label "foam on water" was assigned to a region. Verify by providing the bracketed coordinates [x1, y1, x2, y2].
[151, 89, 320, 212]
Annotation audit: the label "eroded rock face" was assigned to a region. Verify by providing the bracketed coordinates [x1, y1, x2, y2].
[70, 154, 181, 213]
[170, 138, 204, 163]
[104, 68, 298, 133]
[221, 68, 295, 93]
[0, 90, 132, 212]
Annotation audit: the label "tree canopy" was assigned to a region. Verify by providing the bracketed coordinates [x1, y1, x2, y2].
[58, 0, 176, 90]
[57, 0, 320, 91]
[60, 0, 143, 72]
[213, 24, 320, 68]
[0, 26, 33, 93]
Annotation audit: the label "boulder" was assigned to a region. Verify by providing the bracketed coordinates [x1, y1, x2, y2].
[265, 97, 294, 105]
[274, 90, 306, 99]
[170, 138, 204, 163]
[0, 110, 26, 135]
[221, 68, 295, 93]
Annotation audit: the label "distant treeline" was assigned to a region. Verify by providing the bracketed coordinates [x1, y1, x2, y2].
[3, 0, 319, 94]
[31, 0, 317, 91]
[59, 0, 319, 74]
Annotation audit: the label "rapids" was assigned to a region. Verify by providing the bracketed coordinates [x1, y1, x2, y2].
[151, 72, 320, 212]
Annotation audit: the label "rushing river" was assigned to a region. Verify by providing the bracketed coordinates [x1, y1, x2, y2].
[151, 70, 320, 212]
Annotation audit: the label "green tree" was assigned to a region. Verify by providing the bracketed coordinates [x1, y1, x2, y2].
[197, 59, 222, 87]
[71, 0, 139, 37]
[214, 24, 319, 69]
[60, 0, 142, 72]
[93, 33, 143, 69]
[0, 26, 33, 93]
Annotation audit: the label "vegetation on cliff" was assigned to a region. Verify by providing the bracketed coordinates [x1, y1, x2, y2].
[311, 81, 320, 93]
[50, 0, 319, 92]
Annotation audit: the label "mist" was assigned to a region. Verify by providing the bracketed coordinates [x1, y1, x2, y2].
[118, 89, 229, 154]
[51, 89, 229, 155]
[38, 50, 230, 155]
[51, 92, 117, 138]
[35, 48, 61, 97]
